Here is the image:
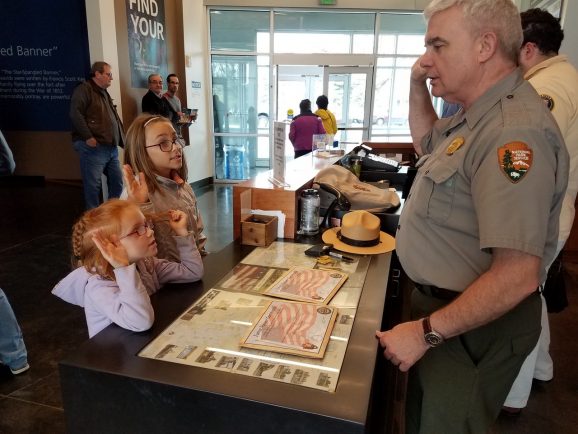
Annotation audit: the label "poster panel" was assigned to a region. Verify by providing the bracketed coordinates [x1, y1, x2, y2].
[126, 0, 168, 88]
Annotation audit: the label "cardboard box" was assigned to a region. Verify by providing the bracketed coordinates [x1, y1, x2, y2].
[241, 214, 278, 247]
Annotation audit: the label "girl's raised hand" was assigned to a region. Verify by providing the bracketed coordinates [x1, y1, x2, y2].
[123, 164, 149, 204]
[167, 209, 189, 236]
[92, 231, 130, 268]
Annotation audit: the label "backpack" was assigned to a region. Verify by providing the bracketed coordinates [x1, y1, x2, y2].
[313, 165, 400, 213]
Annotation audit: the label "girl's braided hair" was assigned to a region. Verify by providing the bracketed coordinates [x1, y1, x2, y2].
[71, 199, 137, 280]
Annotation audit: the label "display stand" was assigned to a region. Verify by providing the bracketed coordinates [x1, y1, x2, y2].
[269, 121, 290, 187]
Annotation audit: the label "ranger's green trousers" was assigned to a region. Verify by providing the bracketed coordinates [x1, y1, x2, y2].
[406, 289, 541, 434]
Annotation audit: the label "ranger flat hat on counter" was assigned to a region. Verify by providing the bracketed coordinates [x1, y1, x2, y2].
[322, 210, 395, 255]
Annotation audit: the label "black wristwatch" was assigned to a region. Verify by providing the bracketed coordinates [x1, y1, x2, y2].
[422, 316, 444, 347]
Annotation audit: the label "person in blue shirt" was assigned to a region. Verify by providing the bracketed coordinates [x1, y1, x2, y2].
[441, 101, 461, 117]
[0, 288, 29, 375]
[0, 135, 30, 375]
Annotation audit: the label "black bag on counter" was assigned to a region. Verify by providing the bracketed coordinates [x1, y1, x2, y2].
[542, 253, 569, 313]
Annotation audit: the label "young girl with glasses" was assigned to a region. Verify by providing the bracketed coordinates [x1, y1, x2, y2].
[122, 113, 207, 261]
[52, 199, 203, 338]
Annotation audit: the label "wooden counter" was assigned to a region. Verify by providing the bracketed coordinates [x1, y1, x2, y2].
[233, 153, 344, 239]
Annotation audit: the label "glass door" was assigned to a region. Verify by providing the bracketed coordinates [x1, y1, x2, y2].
[323, 67, 373, 145]
[276, 65, 324, 157]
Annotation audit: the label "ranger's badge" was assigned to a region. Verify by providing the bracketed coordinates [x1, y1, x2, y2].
[446, 137, 465, 155]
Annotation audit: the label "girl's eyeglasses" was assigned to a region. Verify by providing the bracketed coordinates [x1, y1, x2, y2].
[120, 221, 154, 239]
[145, 137, 185, 152]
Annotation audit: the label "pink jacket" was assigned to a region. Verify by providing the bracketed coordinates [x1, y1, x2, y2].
[52, 234, 203, 338]
[289, 113, 326, 151]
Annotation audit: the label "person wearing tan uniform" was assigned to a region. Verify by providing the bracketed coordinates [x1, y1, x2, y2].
[505, 8, 578, 412]
[374, 1, 569, 433]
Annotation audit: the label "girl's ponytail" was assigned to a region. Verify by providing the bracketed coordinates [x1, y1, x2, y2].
[71, 216, 87, 268]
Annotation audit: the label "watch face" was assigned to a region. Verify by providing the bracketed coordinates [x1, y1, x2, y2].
[425, 332, 443, 347]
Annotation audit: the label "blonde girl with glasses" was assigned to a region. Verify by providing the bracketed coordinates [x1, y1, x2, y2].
[122, 114, 207, 261]
[52, 199, 203, 338]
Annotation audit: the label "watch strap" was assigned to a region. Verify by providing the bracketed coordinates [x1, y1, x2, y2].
[422, 316, 444, 347]
[423, 316, 433, 334]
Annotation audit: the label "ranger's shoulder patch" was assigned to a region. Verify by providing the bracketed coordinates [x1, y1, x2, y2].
[497, 142, 533, 183]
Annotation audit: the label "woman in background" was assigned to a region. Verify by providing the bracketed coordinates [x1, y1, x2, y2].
[289, 99, 326, 158]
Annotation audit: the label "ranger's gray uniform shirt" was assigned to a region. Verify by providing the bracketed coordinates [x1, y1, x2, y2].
[397, 70, 569, 291]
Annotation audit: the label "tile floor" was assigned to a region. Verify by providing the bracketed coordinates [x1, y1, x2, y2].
[0, 182, 576, 434]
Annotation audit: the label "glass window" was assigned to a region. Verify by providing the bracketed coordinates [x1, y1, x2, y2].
[256, 136, 270, 161]
[378, 35, 396, 55]
[328, 73, 368, 127]
[211, 55, 268, 134]
[371, 56, 418, 139]
[372, 63, 394, 128]
[352, 34, 374, 54]
[397, 35, 426, 55]
[256, 33, 270, 54]
[396, 57, 418, 67]
[211, 55, 270, 179]
[208, 9, 427, 160]
[372, 13, 425, 140]
[210, 10, 270, 52]
[277, 65, 323, 121]
[274, 11, 374, 54]
[378, 13, 426, 55]
[256, 56, 270, 133]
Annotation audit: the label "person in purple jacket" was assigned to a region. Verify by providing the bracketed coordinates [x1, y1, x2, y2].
[52, 199, 203, 338]
[289, 99, 326, 158]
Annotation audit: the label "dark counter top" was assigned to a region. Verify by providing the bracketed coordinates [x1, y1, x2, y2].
[59, 240, 394, 434]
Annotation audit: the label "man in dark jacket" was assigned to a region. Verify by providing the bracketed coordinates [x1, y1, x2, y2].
[70, 61, 124, 209]
[141, 73, 171, 118]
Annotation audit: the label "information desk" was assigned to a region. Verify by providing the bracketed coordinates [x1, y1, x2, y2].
[59, 241, 403, 434]
[233, 153, 345, 240]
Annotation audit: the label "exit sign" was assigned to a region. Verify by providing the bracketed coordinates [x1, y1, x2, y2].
[319, 0, 336, 5]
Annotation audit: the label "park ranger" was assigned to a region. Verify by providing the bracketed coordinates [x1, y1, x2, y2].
[375, 1, 569, 433]
[505, 7, 578, 412]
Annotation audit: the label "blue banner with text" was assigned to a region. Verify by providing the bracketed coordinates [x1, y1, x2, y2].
[0, 1, 90, 131]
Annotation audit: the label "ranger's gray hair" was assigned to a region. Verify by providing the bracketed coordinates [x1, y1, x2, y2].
[425, 0, 522, 63]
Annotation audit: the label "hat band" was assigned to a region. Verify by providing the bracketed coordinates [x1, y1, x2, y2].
[337, 230, 380, 247]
